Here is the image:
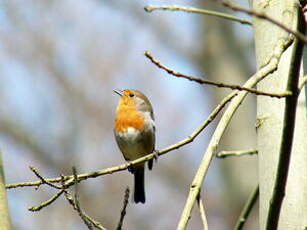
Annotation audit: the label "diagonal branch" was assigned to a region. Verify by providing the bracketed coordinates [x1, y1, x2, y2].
[144, 51, 292, 98]
[197, 194, 208, 230]
[28, 190, 64, 212]
[144, 5, 252, 25]
[29, 166, 62, 190]
[176, 36, 292, 230]
[64, 167, 107, 230]
[222, 1, 307, 44]
[116, 187, 130, 230]
[234, 185, 259, 230]
[6, 92, 235, 190]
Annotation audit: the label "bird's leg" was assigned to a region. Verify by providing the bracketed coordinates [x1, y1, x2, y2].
[153, 149, 159, 163]
[147, 150, 159, 170]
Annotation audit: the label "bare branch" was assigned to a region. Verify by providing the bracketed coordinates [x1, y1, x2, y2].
[235, 185, 259, 230]
[6, 93, 235, 190]
[27, 167, 66, 212]
[216, 149, 258, 158]
[144, 5, 252, 25]
[116, 187, 130, 230]
[197, 194, 208, 230]
[28, 190, 64, 212]
[29, 166, 62, 190]
[144, 51, 292, 98]
[176, 36, 292, 230]
[64, 167, 107, 230]
[222, 1, 307, 44]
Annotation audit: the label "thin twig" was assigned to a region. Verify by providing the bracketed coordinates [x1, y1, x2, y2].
[144, 51, 292, 98]
[116, 187, 130, 230]
[216, 149, 258, 158]
[64, 190, 105, 230]
[29, 166, 62, 189]
[265, 8, 305, 230]
[234, 185, 259, 230]
[197, 194, 208, 230]
[6, 93, 235, 190]
[144, 5, 252, 25]
[64, 167, 107, 230]
[222, 1, 307, 44]
[176, 36, 292, 230]
[28, 190, 64, 212]
[72, 167, 93, 229]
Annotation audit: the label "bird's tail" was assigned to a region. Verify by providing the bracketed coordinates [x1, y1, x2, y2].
[134, 167, 145, 203]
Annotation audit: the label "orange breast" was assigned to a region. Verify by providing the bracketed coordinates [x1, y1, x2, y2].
[115, 106, 145, 133]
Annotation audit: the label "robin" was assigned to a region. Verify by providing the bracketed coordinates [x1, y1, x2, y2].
[114, 89, 155, 203]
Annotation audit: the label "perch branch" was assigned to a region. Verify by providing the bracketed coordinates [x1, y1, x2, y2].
[6, 92, 235, 190]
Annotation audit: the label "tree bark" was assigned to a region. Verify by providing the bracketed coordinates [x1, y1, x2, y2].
[253, 0, 307, 229]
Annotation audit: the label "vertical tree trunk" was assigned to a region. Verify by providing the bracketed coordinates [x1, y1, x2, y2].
[253, 0, 307, 229]
[0, 150, 12, 229]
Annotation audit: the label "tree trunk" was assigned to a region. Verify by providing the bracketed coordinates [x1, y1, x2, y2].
[253, 0, 307, 229]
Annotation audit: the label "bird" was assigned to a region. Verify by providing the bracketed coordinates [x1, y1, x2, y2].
[114, 89, 155, 203]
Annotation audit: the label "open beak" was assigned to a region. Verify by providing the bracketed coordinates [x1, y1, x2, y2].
[113, 89, 123, 96]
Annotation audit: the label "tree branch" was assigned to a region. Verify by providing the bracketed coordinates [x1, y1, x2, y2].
[28, 190, 64, 212]
[64, 167, 107, 230]
[197, 194, 208, 230]
[234, 185, 259, 230]
[6, 92, 235, 190]
[223, 1, 307, 44]
[144, 51, 292, 98]
[144, 5, 252, 25]
[216, 149, 258, 158]
[176, 36, 292, 230]
[116, 187, 130, 230]
[29, 166, 62, 190]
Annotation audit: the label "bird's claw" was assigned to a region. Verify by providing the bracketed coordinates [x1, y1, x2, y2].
[153, 150, 159, 162]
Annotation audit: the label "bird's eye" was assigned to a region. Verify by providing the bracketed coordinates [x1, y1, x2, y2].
[129, 93, 134, 97]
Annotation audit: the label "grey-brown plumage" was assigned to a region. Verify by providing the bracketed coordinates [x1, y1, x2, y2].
[114, 89, 155, 203]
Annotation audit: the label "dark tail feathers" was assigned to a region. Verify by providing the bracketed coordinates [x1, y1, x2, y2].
[134, 167, 145, 203]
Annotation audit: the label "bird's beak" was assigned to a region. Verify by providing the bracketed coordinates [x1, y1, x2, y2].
[113, 89, 123, 96]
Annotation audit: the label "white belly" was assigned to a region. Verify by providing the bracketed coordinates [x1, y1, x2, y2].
[115, 126, 154, 161]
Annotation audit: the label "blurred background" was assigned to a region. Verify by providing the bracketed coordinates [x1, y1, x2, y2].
[1, 0, 258, 229]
